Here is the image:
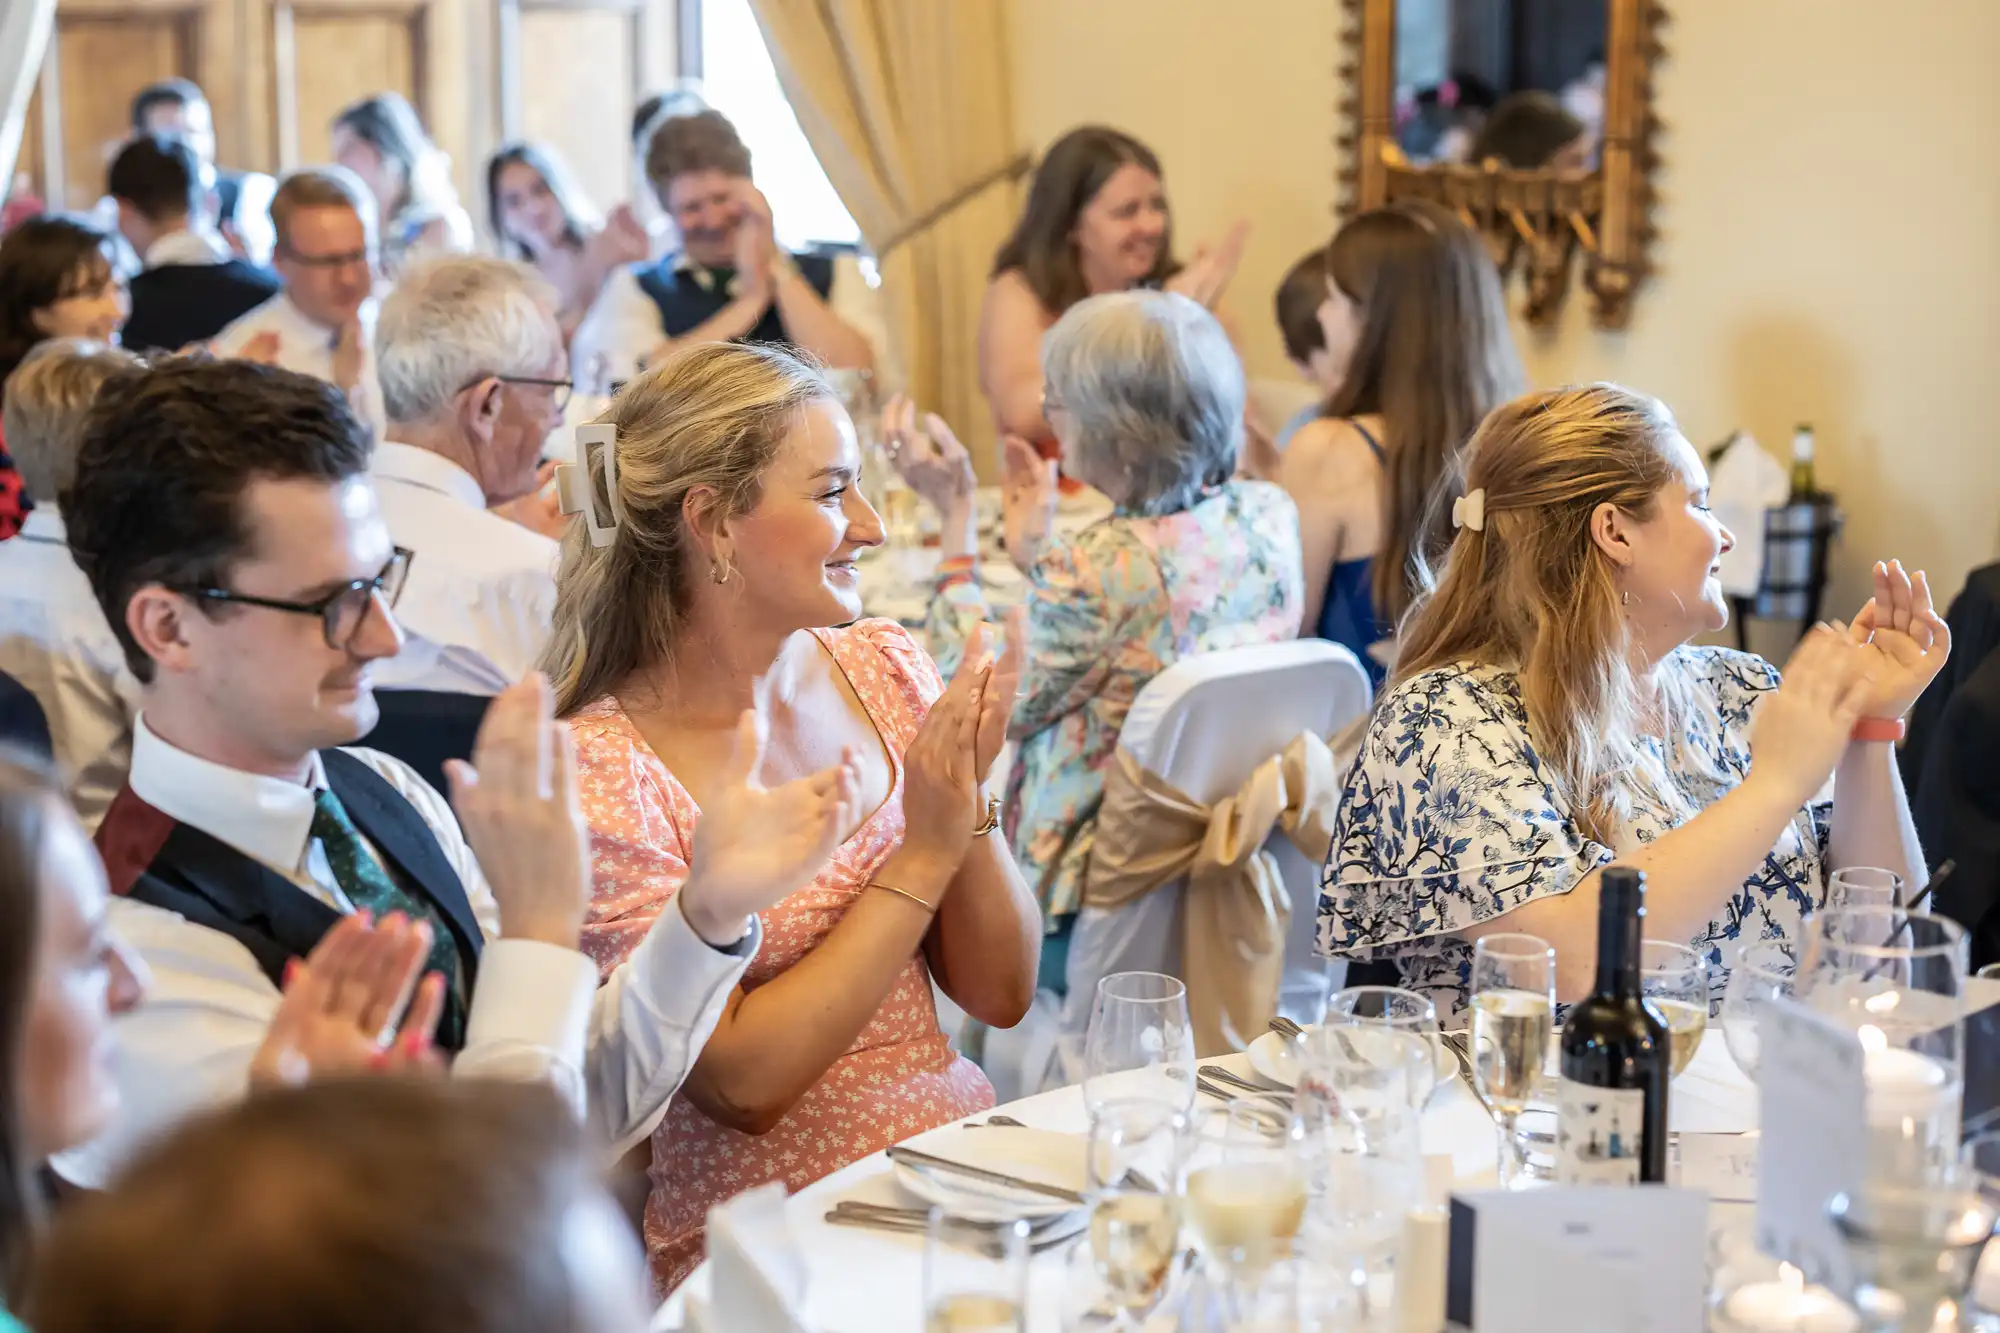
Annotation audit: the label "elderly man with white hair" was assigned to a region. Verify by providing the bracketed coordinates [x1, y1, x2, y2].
[369, 255, 571, 694]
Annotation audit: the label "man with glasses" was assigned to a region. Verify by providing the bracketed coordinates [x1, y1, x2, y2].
[211, 167, 384, 438]
[368, 256, 571, 696]
[59, 359, 816, 1188]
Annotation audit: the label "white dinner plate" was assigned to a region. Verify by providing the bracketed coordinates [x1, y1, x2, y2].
[1247, 1026, 1457, 1096]
[890, 1124, 1088, 1222]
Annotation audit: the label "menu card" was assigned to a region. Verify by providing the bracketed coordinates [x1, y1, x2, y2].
[1755, 997, 1867, 1296]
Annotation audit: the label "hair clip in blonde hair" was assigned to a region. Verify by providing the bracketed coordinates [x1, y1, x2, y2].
[1452, 487, 1487, 533]
[554, 423, 625, 548]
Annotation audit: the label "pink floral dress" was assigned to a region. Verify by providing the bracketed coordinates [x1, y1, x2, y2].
[568, 619, 996, 1293]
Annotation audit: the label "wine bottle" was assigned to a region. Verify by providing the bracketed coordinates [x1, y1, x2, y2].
[1787, 423, 1817, 503]
[1556, 866, 1669, 1185]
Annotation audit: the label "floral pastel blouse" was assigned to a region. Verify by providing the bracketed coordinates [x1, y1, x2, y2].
[926, 479, 1304, 926]
[1317, 645, 1832, 1022]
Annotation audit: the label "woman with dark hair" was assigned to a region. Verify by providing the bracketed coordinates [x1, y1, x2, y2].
[1279, 200, 1522, 686]
[0, 748, 448, 1325]
[979, 126, 1248, 469]
[330, 93, 473, 275]
[485, 141, 649, 349]
[0, 218, 126, 539]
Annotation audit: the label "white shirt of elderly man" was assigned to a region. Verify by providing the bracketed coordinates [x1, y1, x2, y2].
[211, 168, 385, 438]
[367, 256, 571, 696]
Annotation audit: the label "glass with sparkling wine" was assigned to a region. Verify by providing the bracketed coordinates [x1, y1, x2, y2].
[1471, 933, 1556, 1189]
[1641, 940, 1711, 1078]
[1720, 939, 1797, 1081]
[922, 1210, 1028, 1333]
[1085, 1098, 1189, 1329]
[1186, 1094, 1311, 1321]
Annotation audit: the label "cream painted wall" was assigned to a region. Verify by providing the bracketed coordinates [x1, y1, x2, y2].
[1008, 0, 2000, 619]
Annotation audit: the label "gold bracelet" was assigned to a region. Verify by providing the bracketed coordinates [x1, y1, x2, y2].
[972, 793, 1002, 837]
[868, 881, 938, 914]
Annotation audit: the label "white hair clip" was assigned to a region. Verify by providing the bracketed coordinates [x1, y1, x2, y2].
[1452, 487, 1487, 533]
[554, 423, 625, 548]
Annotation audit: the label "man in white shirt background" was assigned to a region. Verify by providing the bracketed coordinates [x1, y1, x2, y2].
[0, 339, 146, 830]
[58, 357, 856, 1186]
[210, 167, 385, 438]
[369, 255, 569, 696]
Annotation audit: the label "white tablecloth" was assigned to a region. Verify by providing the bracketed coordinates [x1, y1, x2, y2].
[658, 1031, 1758, 1332]
[857, 487, 1114, 629]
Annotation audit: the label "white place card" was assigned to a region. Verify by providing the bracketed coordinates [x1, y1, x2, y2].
[1755, 997, 1867, 1296]
[1679, 1131, 1759, 1205]
[1444, 1186, 1708, 1332]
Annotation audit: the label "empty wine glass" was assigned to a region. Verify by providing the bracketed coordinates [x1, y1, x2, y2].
[1720, 939, 1798, 1081]
[1084, 1099, 1189, 1330]
[1471, 934, 1555, 1189]
[1083, 972, 1196, 1115]
[923, 1209, 1029, 1332]
[1323, 985, 1442, 1106]
[1826, 866, 1904, 913]
[1640, 940, 1710, 1078]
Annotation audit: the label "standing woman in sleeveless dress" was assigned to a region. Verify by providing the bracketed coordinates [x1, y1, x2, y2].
[1280, 201, 1521, 685]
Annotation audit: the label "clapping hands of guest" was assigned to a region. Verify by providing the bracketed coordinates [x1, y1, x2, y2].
[1001, 433, 1058, 575]
[970, 613, 1025, 784]
[1165, 219, 1252, 310]
[678, 703, 864, 944]
[1840, 559, 1952, 721]
[1747, 624, 1879, 809]
[250, 911, 447, 1088]
[331, 315, 368, 394]
[883, 393, 977, 512]
[732, 182, 780, 302]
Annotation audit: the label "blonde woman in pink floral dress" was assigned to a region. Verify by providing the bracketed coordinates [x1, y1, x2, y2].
[542, 342, 1041, 1293]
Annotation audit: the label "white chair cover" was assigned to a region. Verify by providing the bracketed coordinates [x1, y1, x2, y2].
[1060, 639, 1373, 1048]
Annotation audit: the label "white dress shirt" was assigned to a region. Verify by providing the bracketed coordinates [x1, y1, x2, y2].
[0, 508, 140, 830]
[55, 715, 756, 1186]
[142, 228, 231, 268]
[570, 253, 896, 391]
[210, 292, 385, 439]
[369, 443, 560, 695]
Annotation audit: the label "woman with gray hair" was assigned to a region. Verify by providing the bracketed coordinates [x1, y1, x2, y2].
[888, 288, 1304, 984]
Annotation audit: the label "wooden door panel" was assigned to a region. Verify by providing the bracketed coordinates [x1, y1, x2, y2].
[516, 7, 636, 215]
[37, 14, 189, 209]
[287, 9, 419, 166]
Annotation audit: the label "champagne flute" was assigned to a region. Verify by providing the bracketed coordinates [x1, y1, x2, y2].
[1083, 972, 1196, 1115]
[1640, 940, 1710, 1077]
[1186, 1094, 1311, 1323]
[923, 1210, 1029, 1332]
[1323, 985, 1442, 1106]
[1719, 939, 1797, 1080]
[1826, 866, 1904, 913]
[1085, 1098, 1189, 1329]
[1470, 934, 1555, 1189]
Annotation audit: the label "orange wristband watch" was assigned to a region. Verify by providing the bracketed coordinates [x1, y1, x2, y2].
[1851, 717, 1907, 744]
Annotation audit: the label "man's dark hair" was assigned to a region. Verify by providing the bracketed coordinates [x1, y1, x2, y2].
[62, 359, 374, 684]
[106, 134, 202, 222]
[128, 79, 206, 134]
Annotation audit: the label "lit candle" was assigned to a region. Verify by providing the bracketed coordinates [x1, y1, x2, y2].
[1860, 1046, 1951, 1124]
[1718, 1264, 1861, 1333]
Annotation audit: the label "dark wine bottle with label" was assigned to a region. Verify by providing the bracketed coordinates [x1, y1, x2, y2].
[1556, 866, 1669, 1185]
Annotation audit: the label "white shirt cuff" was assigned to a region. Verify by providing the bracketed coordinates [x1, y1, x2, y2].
[456, 937, 599, 1104]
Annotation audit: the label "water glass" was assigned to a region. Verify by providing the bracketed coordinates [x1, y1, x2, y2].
[1083, 972, 1196, 1115]
[923, 1210, 1029, 1332]
[1274, 957, 1339, 1031]
[1303, 1066, 1422, 1325]
[1641, 940, 1711, 1078]
[1961, 1132, 2000, 1330]
[1803, 908, 1969, 1188]
[1084, 1098, 1189, 1329]
[1827, 867, 1905, 913]
[1720, 938, 1800, 1081]
[1323, 985, 1442, 1106]
[1470, 933, 1556, 1189]
[1829, 1178, 1997, 1333]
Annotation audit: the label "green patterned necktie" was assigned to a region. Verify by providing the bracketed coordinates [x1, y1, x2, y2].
[309, 788, 466, 1046]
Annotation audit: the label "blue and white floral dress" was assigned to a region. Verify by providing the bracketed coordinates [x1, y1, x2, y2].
[1316, 645, 1831, 1022]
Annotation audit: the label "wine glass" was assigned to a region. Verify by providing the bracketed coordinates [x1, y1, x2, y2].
[922, 1209, 1029, 1332]
[1470, 933, 1555, 1189]
[1186, 1094, 1312, 1323]
[1826, 866, 1904, 913]
[1323, 985, 1442, 1106]
[1084, 1098, 1189, 1329]
[1719, 939, 1798, 1081]
[1639, 940, 1710, 1078]
[1082, 972, 1196, 1115]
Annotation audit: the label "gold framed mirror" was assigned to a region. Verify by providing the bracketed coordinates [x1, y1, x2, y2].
[1336, 0, 1666, 329]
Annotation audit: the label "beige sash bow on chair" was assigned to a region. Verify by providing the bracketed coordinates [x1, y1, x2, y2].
[1083, 733, 1342, 1056]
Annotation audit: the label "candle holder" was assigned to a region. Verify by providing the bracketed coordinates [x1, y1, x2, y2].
[1827, 1178, 1997, 1332]
[1711, 1224, 1862, 1333]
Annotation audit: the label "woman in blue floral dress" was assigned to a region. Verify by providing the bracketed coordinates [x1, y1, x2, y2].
[890, 290, 1304, 988]
[1318, 384, 1948, 1020]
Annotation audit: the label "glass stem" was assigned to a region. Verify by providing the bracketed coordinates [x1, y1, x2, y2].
[1496, 1108, 1525, 1188]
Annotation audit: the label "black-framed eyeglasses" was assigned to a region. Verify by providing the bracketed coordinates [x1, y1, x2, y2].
[180, 548, 413, 650]
[459, 374, 573, 413]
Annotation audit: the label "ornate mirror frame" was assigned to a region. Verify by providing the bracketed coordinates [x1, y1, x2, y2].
[1336, 0, 1666, 329]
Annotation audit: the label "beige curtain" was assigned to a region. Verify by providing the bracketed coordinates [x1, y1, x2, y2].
[746, 0, 1026, 461]
[0, 0, 55, 202]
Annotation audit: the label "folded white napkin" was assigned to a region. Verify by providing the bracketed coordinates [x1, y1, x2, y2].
[1709, 431, 1790, 598]
[682, 1183, 811, 1333]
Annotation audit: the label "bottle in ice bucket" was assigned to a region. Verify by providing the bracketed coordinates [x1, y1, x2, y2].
[1556, 866, 1669, 1185]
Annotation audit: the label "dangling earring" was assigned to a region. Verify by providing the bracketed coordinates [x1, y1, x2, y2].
[711, 558, 733, 585]
[1620, 590, 1634, 608]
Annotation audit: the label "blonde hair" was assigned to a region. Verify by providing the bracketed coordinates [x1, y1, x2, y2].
[1394, 383, 1690, 847]
[1, 339, 143, 500]
[543, 342, 833, 717]
[269, 166, 378, 253]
